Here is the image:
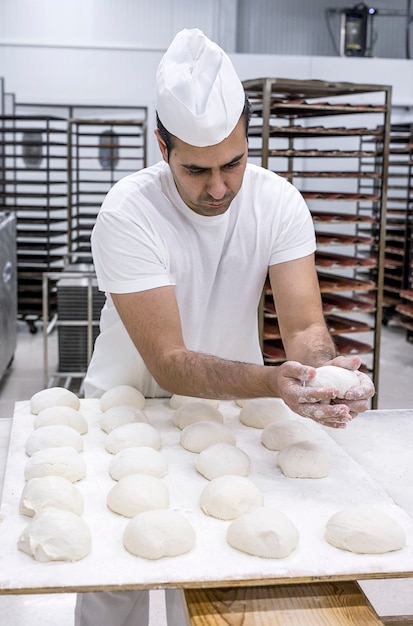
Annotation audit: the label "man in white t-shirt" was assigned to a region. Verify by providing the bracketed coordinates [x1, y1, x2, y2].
[77, 28, 374, 626]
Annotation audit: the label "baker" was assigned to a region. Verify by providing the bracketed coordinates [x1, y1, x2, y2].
[77, 27, 375, 626]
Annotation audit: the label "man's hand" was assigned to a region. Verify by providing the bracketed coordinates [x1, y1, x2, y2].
[325, 355, 375, 417]
[273, 357, 375, 429]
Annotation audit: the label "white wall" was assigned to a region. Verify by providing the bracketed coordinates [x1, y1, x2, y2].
[2, 45, 412, 164]
[1, 0, 413, 163]
[237, 0, 412, 58]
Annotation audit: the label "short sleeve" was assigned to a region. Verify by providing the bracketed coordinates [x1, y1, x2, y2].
[91, 202, 174, 295]
[268, 179, 316, 266]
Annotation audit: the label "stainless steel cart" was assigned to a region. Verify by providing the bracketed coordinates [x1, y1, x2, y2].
[42, 261, 105, 392]
[0, 211, 17, 381]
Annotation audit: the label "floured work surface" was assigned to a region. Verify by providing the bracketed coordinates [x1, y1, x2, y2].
[329, 409, 413, 517]
[1, 399, 413, 595]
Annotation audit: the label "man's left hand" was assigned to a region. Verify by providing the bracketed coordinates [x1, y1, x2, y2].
[326, 355, 375, 417]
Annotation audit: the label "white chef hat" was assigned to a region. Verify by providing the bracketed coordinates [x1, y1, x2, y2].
[156, 28, 245, 147]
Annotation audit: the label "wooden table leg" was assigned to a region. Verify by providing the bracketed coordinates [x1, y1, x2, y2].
[182, 581, 386, 625]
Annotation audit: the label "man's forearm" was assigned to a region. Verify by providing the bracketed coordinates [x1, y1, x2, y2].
[152, 348, 278, 400]
[283, 324, 337, 368]
[149, 326, 336, 401]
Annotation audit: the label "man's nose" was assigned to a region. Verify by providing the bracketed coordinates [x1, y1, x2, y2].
[206, 172, 227, 199]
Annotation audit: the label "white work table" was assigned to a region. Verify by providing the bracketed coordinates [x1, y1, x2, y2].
[329, 409, 413, 623]
[0, 417, 11, 500]
[1, 404, 413, 625]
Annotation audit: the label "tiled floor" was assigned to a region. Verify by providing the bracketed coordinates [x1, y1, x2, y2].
[1, 319, 413, 625]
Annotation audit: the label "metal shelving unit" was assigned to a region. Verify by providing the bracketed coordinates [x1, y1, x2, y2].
[381, 124, 413, 330]
[0, 99, 150, 389]
[39, 107, 147, 390]
[242, 77, 392, 408]
[67, 114, 147, 256]
[0, 114, 69, 331]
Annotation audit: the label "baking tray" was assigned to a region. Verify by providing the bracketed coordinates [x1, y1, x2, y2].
[1, 399, 413, 595]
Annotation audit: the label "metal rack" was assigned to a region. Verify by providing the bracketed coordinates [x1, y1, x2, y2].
[397, 289, 413, 342]
[40, 108, 147, 389]
[67, 115, 147, 255]
[0, 103, 148, 333]
[242, 77, 392, 408]
[381, 123, 413, 331]
[0, 114, 69, 331]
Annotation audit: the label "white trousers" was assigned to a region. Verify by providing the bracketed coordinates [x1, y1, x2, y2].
[75, 589, 187, 626]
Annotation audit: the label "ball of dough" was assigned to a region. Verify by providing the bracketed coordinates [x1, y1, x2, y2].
[100, 405, 148, 434]
[180, 421, 236, 453]
[200, 475, 263, 520]
[34, 406, 88, 434]
[261, 420, 315, 451]
[239, 398, 295, 429]
[17, 507, 91, 562]
[25, 424, 83, 456]
[169, 395, 219, 409]
[105, 423, 161, 454]
[19, 476, 84, 517]
[24, 446, 86, 482]
[195, 443, 251, 480]
[277, 441, 330, 479]
[227, 507, 299, 558]
[123, 510, 196, 559]
[325, 505, 406, 554]
[109, 447, 168, 481]
[100, 385, 145, 412]
[172, 402, 224, 429]
[307, 365, 359, 398]
[234, 398, 248, 408]
[30, 387, 80, 415]
[107, 473, 169, 518]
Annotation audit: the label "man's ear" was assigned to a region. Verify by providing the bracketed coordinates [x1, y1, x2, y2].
[154, 129, 168, 163]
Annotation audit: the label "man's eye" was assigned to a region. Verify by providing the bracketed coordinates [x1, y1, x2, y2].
[225, 161, 239, 170]
[188, 169, 204, 176]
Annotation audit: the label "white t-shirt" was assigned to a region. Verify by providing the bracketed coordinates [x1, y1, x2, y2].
[84, 161, 316, 398]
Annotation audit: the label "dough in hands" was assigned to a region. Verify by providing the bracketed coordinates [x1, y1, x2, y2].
[107, 473, 169, 518]
[325, 505, 406, 554]
[277, 440, 330, 478]
[169, 395, 219, 409]
[25, 424, 83, 456]
[100, 385, 145, 412]
[109, 447, 168, 481]
[307, 365, 359, 398]
[105, 423, 161, 454]
[239, 398, 296, 429]
[200, 475, 263, 520]
[195, 443, 251, 480]
[100, 405, 148, 434]
[172, 401, 224, 429]
[30, 387, 80, 415]
[24, 446, 86, 482]
[19, 475, 84, 516]
[34, 406, 88, 434]
[123, 510, 196, 559]
[261, 419, 315, 451]
[17, 507, 91, 562]
[180, 421, 235, 453]
[227, 506, 299, 558]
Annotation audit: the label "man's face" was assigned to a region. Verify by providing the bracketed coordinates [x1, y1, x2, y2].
[156, 119, 248, 217]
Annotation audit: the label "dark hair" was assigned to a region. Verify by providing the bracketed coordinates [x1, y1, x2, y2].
[156, 94, 251, 156]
